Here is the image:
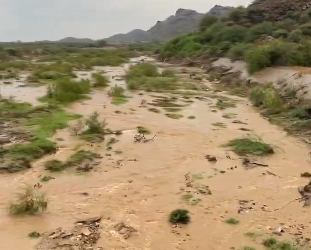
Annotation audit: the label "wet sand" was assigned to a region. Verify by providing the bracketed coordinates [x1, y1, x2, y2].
[0, 57, 310, 250]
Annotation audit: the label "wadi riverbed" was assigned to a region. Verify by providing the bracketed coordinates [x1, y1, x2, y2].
[0, 56, 310, 250]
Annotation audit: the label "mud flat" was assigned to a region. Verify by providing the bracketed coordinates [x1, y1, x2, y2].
[0, 56, 310, 250]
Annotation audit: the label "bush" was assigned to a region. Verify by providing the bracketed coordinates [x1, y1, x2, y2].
[245, 46, 271, 74]
[9, 186, 48, 215]
[45, 78, 91, 104]
[126, 63, 159, 80]
[288, 29, 303, 42]
[273, 29, 289, 38]
[45, 160, 66, 172]
[92, 73, 109, 87]
[161, 69, 175, 77]
[224, 136, 274, 156]
[200, 15, 218, 31]
[228, 43, 253, 60]
[169, 209, 190, 224]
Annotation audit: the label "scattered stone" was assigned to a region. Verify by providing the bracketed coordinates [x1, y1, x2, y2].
[232, 120, 247, 125]
[114, 222, 137, 239]
[239, 127, 251, 131]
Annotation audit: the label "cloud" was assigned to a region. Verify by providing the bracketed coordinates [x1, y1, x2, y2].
[0, 0, 252, 42]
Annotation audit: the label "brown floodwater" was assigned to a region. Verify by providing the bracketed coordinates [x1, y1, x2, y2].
[0, 57, 311, 250]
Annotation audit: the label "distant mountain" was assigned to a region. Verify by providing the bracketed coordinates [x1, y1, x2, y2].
[105, 29, 151, 43]
[57, 37, 96, 44]
[104, 5, 233, 43]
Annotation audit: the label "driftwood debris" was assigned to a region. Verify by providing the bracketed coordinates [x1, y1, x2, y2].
[134, 133, 156, 143]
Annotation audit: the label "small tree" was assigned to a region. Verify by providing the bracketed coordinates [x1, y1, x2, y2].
[199, 15, 218, 31]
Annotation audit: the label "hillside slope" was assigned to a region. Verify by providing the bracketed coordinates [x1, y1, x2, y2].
[105, 5, 233, 43]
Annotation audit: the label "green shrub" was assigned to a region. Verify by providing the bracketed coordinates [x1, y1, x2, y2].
[92, 72, 109, 87]
[126, 63, 159, 80]
[45, 160, 66, 172]
[45, 78, 91, 104]
[169, 209, 190, 224]
[288, 29, 303, 42]
[161, 69, 175, 77]
[200, 15, 218, 31]
[224, 136, 274, 156]
[245, 46, 271, 74]
[9, 186, 48, 215]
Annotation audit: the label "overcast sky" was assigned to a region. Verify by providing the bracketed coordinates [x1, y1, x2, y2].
[0, 0, 252, 42]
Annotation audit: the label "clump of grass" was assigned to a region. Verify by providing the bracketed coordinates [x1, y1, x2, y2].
[182, 194, 193, 202]
[165, 113, 183, 119]
[161, 69, 176, 77]
[244, 231, 262, 239]
[44, 160, 66, 172]
[148, 107, 161, 113]
[66, 150, 101, 167]
[222, 113, 237, 119]
[43, 79, 90, 105]
[84, 111, 106, 134]
[169, 209, 190, 224]
[249, 85, 283, 114]
[109, 86, 128, 105]
[240, 247, 257, 250]
[212, 122, 227, 128]
[192, 173, 204, 179]
[225, 217, 239, 225]
[262, 238, 296, 250]
[137, 126, 151, 134]
[28, 231, 41, 238]
[229, 86, 249, 97]
[92, 72, 109, 88]
[215, 99, 236, 110]
[163, 107, 182, 112]
[262, 237, 278, 248]
[40, 176, 55, 182]
[9, 185, 48, 215]
[188, 115, 196, 119]
[8, 138, 57, 161]
[30, 63, 75, 80]
[223, 136, 274, 156]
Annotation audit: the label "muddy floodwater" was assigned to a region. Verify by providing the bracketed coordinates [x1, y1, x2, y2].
[0, 56, 311, 250]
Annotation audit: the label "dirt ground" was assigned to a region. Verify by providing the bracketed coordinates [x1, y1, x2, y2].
[0, 56, 310, 250]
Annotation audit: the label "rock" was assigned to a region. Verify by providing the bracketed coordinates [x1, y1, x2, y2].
[76, 216, 102, 225]
[81, 227, 91, 236]
[205, 154, 217, 162]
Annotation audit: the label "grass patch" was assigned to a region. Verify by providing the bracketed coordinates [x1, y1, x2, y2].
[109, 86, 128, 105]
[244, 231, 262, 239]
[212, 122, 227, 128]
[66, 150, 101, 167]
[215, 99, 236, 110]
[25, 107, 81, 138]
[137, 126, 151, 134]
[9, 185, 48, 215]
[262, 237, 298, 250]
[223, 136, 274, 156]
[163, 107, 182, 112]
[29, 63, 75, 80]
[229, 86, 249, 97]
[43, 78, 91, 105]
[40, 176, 55, 182]
[240, 247, 257, 250]
[188, 115, 196, 119]
[222, 113, 237, 119]
[169, 209, 190, 224]
[28, 231, 41, 238]
[161, 69, 176, 77]
[8, 138, 56, 161]
[92, 72, 109, 88]
[165, 113, 183, 119]
[192, 173, 204, 179]
[148, 107, 161, 113]
[225, 218, 239, 225]
[45, 160, 66, 172]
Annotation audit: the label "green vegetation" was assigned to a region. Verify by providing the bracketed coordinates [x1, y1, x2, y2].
[188, 115, 196, 119]
[0, 99, 79, 172]
[244, 231, 262, 239]
[158, 5, 311, 73]
[29, 63, 75, 81]
[9, 186, 48, 215]
[165, 113, 183, 119]
[215, 99, 236, 110]
[40, 176, 55, 182]
[92, 72, 109, 88]
[126, 63, 193, 92]
[148, 107, 161, 113]
[224, 136, 274, 156]
[137, 126, 151, 134]
[28, 231, 41, 238]
[222, 113, 237, 119]
[43, 79, 91, 105]
[262, 237, 300, 250]
[240, 247, 256, 250]
[109, 86, 128, 105]
[45, 150, 101, 172]
[212, 122, 227, 128]
[169, 209, 190, 224]
[225, 217, 240, 225]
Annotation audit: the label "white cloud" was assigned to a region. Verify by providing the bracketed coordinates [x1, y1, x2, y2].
[0, 0, 252, 42]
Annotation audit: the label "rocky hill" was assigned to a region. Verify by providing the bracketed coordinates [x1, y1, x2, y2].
[247, 0, 311, 23]
[105, 5, 233, 43]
